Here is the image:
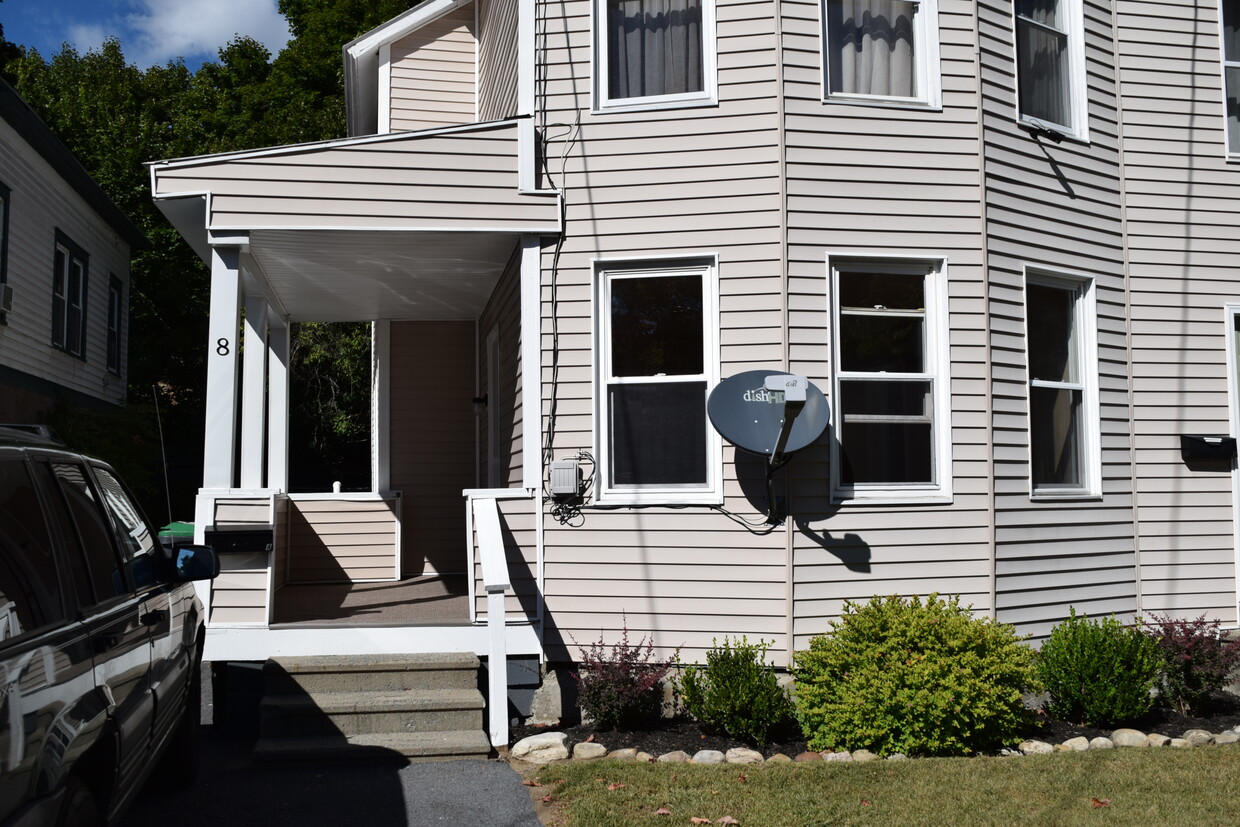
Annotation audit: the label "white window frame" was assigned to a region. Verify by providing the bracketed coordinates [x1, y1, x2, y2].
[828, 255, 952, 503]
[52, 231, 88, 360]
[1222, 0, 1240, 160]
[820, 0, 942, 109]
[1013, 0, 1089, 142]
[1023, 269, 1100, 499]
[594, 256, 721, 505]
[593, 0, 718, 114]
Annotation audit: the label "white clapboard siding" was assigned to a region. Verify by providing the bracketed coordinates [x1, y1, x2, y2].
[472, 496, 538, 621]
[286, 498, 399, 582]
[1117, 0, 1240, 625]
[152, 123, 559, 231]
[208, 498, 272, 625]
[478, 245, 525, 488]
[478, 0, 520, 121]
[389, 3, 477, 131]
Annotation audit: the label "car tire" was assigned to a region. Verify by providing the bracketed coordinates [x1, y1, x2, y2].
[57, 775, 102, 827]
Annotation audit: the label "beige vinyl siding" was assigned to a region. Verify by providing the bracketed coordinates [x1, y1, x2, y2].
[0, 117, 130, 406]
[1117, 0, 1240, 624]
[285, 498, 399, 582]
[478, 0, 520, 121]
[782, 0, 992, 647]
[536, 0, 789, 664]
[974, 0, 1140, 638]
[153, 123, 558, 232]
[389, 4, 477, 132]
[389, 320, 477, 577]
[273, 494, 290, 590]
[478, 245, 524, 487]
[209, 498, 271, 624]
[472, 496, 538, 620]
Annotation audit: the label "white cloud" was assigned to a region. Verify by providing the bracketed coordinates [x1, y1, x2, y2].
[65, 23, 110, 53]
[125, 0, 292, 67]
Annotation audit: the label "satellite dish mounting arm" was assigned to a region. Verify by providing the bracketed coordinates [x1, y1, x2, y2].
[766, 375, 807, 467]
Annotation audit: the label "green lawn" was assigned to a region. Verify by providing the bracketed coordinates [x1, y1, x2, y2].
[534, 746, 1240, 826]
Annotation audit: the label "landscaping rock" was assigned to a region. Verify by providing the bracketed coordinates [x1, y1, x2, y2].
[1062, 737, 1090, 752]
[886, 753, 909, 761]
[1214, 732, 1239, 745]
[607, 748, 639, 761]
[1018, 740, 1054, 755]
[1089, 737, 1114, 750]
[823, 750, 853, 762]
[1111, 729, 1148, 748]
[1183, 729, 1214, 747]
[692, 750, 725, 764]
[999, 748, 1022, 757]
[511, 732, 569, 764]
[851, 749, 879, 763]
[767, 753, 793, 764]
[636, 752, 655, 763]
[1170, 738, 1189, 748]
[657, 750, 691, 763]
[572, 742, 607, 760]
[725, 748, 764, 765]
[794, 751, 822, 762]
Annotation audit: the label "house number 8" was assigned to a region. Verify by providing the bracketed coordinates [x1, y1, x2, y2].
[216, 338, 230, 356]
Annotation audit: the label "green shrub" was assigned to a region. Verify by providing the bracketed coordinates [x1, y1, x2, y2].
[793, 594, 1038, 757]
[1143, 613, 1240, 716]
[1037, 608, 1160, 726]
[572, 620, 677, 730]
[677, 637, 795, 746]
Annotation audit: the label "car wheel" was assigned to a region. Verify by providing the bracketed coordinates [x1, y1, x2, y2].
[57, 775, 102, 827]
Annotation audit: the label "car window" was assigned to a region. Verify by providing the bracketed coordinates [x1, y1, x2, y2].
[91, 466, 157, 589]
[50, 462, 129, 609]
[0, 458, 66, 640]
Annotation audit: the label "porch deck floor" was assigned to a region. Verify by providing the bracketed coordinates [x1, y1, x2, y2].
[270, 574, 470, 627]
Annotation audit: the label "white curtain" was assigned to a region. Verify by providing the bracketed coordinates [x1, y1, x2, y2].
[1016, 0, 1070, 127]
[608, 0, 704, 100]
[826, 0, 916, 98]
[1225, 3, 1239, 153]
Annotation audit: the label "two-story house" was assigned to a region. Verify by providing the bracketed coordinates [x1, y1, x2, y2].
[148, 0, 1240, 751]
[1, 79, 143, 422]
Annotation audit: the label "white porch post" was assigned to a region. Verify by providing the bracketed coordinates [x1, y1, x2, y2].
[203, 238, 246, 489]
[240, 292, 268, 489]
[267, 312, 290, 492]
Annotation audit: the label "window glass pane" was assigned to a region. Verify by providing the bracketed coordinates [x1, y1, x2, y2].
[1027, 282, 1076, 382]
[1030, 384, 1082, 487]
[52, 463, 128, 606]
[826, 0, 917, 98]
[610, 274, 703, 377]
[839, 421, 933, 484]
[1017, 0, 1062, 30]
[0, 460, 66, 639]
[609, 381, 707, 486]
[1226, 65, 1239, 155]
[67, 258, 83, 355]
[840, 314, 924, 373]
[93, 468, 156, 589]
[1016, 1, 1071, 127]
[838, 270, 924, 311]
[607, 0, 704, 100]
[52, 248, 66, 347]
[840, 379, 930, 417]
[1224, 1, 1239, 60]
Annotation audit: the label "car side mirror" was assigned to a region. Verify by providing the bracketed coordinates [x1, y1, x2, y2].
[172, 545, 220, 581]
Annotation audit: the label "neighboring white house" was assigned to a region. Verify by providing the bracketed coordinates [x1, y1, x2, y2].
[0, 79, 143, 422]
[148, 0, 1240, 745]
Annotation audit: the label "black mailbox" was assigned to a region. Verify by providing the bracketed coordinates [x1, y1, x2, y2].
[1179, 435, 1237, 463]
[204, 525, 274, 555]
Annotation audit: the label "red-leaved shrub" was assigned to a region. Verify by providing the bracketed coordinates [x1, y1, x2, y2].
[571, 619, 678, 730]
[1143, 613, 1240, 716]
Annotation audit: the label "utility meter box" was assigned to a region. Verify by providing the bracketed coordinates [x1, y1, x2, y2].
[549, 460, 582, 497]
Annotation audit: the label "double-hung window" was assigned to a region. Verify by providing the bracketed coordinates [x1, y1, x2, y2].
[830, 258, 950, 501]
[596, 259, 720, 503]
[596, 0, 717, 112]
[822, 0, 941, 108]
[1025, 272, 1099, 497]
[1014, 0, 1087, 139]
[52, 231, 88, 359]
[1224, 0, 1239, 156]
[0, 181, 9, 325]
[107, 275, 123, 375]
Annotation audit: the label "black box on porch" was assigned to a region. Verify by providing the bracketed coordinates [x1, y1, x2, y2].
[1179, 435, 1237, 463]
[204, 525, 274, 555]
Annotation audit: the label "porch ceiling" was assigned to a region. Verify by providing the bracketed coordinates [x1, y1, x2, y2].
[248, 229, 520, 322]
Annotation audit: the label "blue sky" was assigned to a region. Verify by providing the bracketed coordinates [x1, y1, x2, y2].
[2, 0, 292, 70]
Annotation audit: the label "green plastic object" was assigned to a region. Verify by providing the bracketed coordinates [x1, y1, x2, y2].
[158, 521, 195, 546]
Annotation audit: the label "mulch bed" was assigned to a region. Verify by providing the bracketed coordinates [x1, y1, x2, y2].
[512, 692, 1240, 758]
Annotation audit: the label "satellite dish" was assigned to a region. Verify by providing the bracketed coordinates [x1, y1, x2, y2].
[707, 370, 829, 461]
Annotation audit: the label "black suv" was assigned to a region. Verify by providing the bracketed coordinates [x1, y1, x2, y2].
[0, 426, 217, 826]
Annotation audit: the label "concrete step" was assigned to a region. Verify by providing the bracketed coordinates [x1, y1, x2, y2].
[260, 688, 484, 737]
[264, 653, 480, 694]
[253, 730, 493, 763]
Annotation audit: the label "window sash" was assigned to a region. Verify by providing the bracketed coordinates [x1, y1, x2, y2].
[52, 237, 87, 357]
[1224, 1, 1239, 154]
[597, 0, 714, 110]
[107, 278, 122, 374]
[824, 0, 922, 102]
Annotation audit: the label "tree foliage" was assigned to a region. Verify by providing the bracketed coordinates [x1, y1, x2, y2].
[0, 1, 420, 513]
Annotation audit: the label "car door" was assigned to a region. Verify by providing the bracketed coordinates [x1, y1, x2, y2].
[45, 461, 154, 800]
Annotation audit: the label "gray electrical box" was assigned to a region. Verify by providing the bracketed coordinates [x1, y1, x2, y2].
[549, 460, 581, 497]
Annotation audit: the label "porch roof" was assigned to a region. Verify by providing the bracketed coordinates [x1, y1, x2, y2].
[148, 120, 558, 322]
